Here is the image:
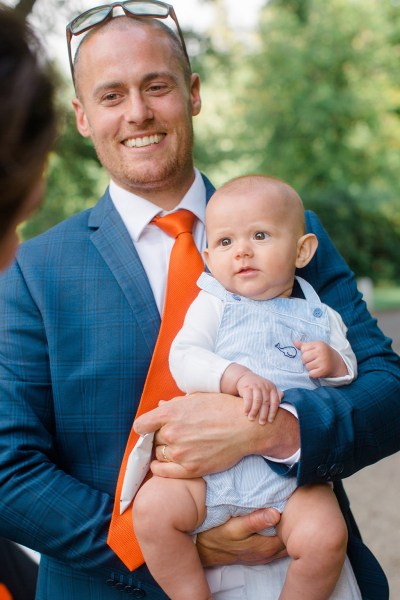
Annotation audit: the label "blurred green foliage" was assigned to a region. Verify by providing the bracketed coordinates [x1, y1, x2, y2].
[22, 0, 400, 284]
[193, 0, 400, 283]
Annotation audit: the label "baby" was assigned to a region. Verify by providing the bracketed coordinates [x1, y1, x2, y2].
[133, 175, 360, 600]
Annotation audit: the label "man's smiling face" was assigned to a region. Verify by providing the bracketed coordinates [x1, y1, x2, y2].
[72, 18, 201, 205]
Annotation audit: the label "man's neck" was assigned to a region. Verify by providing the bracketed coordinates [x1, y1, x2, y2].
[114, 171, 197, 211]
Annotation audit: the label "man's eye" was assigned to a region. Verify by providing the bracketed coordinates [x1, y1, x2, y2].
[220, 238, 232, 247]
[254, 231, 267, 240]
[102, 92, 120, 103]
[147, 83, 170, 94]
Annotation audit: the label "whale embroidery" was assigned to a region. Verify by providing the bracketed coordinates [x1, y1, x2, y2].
[275, 343, 297, 358]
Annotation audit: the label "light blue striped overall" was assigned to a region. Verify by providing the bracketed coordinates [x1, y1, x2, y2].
[194, 274, 330, 535]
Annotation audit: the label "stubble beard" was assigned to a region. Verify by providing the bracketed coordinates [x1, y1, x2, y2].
[93, 126, 195, 196]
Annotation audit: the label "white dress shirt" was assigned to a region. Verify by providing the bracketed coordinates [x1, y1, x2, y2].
[110, 169, 206, 315]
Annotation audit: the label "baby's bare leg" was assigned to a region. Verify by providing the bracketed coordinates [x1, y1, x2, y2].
[276, 484, 348, 600]
[133, 475, 210, 600]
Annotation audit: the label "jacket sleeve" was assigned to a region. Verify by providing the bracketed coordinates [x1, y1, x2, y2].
[284, 211, 400, 485]
[0, 259, 127, 577]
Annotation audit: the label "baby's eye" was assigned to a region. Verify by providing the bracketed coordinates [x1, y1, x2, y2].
[254, 231, 268, 240]
[220, 238, 232, 247]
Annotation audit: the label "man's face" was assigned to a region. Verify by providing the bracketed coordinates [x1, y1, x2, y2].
[72, 20, 201, 205]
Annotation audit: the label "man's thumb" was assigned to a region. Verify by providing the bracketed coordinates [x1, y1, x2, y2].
[244, 507, 281, 534]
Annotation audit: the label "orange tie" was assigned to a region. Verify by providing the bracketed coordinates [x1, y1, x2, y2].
[0, 584, 12, 600]
[107, 209, 204, 570]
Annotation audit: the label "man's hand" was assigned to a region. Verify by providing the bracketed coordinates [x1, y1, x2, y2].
[134, 392, 300, 478]
[196, 508, 287, 567]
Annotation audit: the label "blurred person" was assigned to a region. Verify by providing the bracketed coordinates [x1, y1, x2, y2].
[0, 3, 398, 599]
[0, 4, 56, 600]
[0, 4, 55, 270]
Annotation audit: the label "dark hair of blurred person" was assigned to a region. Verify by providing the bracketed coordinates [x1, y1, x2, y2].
[0, 4, 57, 270]
[0, 5, 56, 599]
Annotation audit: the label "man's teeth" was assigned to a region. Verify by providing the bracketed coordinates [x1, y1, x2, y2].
[124, 134, 164, 148]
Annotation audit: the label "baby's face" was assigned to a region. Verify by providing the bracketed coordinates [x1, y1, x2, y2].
[204, 184, 304, 300]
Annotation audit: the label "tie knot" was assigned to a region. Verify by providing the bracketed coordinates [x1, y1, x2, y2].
[151, 209, 196, 239]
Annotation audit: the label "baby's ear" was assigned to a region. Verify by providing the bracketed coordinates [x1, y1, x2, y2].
[295, 233, 318, 269]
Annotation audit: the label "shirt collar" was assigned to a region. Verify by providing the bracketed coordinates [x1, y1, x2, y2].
[109, 169, 206, 242]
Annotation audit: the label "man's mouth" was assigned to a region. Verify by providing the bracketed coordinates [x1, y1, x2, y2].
[123, 134, 165, 148]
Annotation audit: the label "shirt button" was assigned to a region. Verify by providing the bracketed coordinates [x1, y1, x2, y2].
[232, 294, 241, 301]
[313, 308, 323, 318]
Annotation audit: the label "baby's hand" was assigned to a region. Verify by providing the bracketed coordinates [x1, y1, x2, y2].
[236, 372, 284, 425]
[294, 340, 348, 378]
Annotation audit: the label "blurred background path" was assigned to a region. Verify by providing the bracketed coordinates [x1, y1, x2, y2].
[345, 309, 400, 598]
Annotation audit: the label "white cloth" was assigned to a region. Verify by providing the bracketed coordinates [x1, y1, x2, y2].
[206, 556, 361, 600]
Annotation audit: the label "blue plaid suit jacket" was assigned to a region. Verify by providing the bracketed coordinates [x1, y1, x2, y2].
[0, 175, 399, 599]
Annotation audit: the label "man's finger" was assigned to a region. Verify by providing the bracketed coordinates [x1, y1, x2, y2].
[231, 507, 281, 537]
[134, 407, 164, 435]
[149, 459, 192, 479]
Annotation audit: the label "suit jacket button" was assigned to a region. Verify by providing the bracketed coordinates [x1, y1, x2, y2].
[316, 464, 328, 477]
[106, 578, 116, 587]
[115, 582, 125, 590]
[132, 589, 146, 597]
[329, 463, 344, 477]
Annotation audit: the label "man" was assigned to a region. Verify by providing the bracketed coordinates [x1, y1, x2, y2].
[0, 4, 399, 599]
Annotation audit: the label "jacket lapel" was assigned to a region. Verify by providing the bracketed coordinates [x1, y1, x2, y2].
[87, 176, 215, 354]
[88, 189, 160, 355]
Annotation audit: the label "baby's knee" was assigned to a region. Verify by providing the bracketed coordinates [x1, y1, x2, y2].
[132, 477, 163, 527]
[286, 511, 348, 566]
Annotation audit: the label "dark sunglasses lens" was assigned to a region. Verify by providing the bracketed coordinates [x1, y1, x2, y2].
[124, 1, 170, 17]
[70, 6, 112, 35]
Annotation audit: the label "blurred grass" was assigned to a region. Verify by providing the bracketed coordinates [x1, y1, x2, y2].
[373, 287, 400, 311]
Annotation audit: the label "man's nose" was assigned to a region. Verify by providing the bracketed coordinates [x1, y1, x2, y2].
[125, 93, 154, 124]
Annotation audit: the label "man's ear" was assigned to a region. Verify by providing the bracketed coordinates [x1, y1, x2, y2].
[190, 73, 202, 117]
[72, 98, 91, 139]
[295, 233, 318, 269]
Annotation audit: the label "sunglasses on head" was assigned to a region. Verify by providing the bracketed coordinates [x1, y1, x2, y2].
[66, 0, 189, 83]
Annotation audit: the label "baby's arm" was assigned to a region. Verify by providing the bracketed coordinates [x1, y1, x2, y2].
[170, 291, 283, 424]
[294, 340, 348, 379]
[221, 363, 283, 424]
[170, 290, 231, 393]
[295, 305, 357, 384]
